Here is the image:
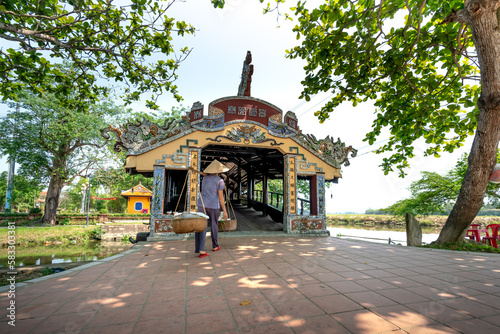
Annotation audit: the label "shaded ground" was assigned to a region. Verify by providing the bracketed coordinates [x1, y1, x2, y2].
[1, 236, 499, 333]
[0, 204, 282, 286]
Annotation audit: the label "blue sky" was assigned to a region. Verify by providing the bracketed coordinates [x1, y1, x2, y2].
[148, 1, 473, 213]
[0, 1, 474, 213]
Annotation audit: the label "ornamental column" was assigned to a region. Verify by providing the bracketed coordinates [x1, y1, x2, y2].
[188, 149, 202, 212]
[151, 165, 165, 217]
[283, 154, 297, 232]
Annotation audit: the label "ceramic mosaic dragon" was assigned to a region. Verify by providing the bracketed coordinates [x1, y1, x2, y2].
[207, 124, 283, 146]
[298, 134, 358, 168]
[101, 117, 189, 153]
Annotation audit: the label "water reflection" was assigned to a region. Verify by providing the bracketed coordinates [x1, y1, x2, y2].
[328, 222, 441, 246]
[0, 241, 133, 268]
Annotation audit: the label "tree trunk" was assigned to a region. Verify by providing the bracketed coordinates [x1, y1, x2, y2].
[40, 175, 64, 226]
[435, 1, 500, 244]
[40, 153, 68, 226]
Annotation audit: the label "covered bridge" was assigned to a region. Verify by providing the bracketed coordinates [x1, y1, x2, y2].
[103, 52, 357, 240]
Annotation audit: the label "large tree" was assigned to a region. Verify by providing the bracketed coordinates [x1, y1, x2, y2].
[286, 0, 500, 244]
[0, 86, 125, 225]
[0, 0, 224, 111]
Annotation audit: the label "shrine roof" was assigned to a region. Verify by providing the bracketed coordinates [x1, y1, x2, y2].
[120, 182, 153, 197]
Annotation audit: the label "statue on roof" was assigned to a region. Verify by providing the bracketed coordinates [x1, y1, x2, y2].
[237, 51, 253, 96]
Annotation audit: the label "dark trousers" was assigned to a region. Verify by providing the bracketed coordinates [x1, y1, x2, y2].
[195, 207, 219, 253]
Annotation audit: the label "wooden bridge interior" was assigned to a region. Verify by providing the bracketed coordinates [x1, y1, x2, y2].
[161, 144, 316, 231]
[202, 144, 285, 225]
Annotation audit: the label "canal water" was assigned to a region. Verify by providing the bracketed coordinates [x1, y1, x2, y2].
[0, 241, 134, 268]
[328, 223, 441, 246]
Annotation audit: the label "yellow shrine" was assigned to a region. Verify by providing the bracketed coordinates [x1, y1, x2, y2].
[120, 182, 152, 214]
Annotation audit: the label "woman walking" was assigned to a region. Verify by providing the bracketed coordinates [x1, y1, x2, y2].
[189, 160, 229, 258]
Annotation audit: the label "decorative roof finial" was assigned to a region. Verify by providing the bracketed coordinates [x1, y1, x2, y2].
[237, 51, 253, 97]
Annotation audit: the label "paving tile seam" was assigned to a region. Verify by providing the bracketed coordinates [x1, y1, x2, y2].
[15, 264, 117, 310]
[238, 320, 296, 333]
[326, 308, 407, 332]
[5, 237, 500, 334]
[221, 243, 283, 319]
[284, 314, 354, 334]
[219, 241, 384, 333]
[261, 245, 369, 278]
[344, 307, 441, 333]
[18, 315, 50, 334]
[370, 303, 458, 330]
[71, 244, 155, 333]
[24, 307, 94, 334]
[184, 240, 191, 334]
[218, 238, 498, 331]
[118, 243, 171, 334]
[482, 315, 500, 327]
[219, 241, 306, 333]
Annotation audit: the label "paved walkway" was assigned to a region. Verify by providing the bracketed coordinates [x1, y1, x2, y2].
[1, 236, 500, 333]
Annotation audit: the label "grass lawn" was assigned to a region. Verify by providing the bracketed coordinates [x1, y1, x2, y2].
[0, 226, 102, 246]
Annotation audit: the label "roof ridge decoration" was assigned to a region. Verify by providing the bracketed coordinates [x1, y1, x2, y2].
[296, 134, 358, 168]
[101, 52, 358, 170]
[207, 124, 283, 146]
[101, 116, 191, 153]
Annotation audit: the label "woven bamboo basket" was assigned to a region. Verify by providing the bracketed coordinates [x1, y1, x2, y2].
[172, 212, 208, 234]
[218, 219, 237, 232]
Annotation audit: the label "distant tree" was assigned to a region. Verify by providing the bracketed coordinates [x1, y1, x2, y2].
[0, 84, 125, 225]
[0, 171, 43, 212]
[0, 0, 226, 111]
[58, 182, 84, 213]
[478, 206, 500, 216]
[383, 171, 459, 217]
[286, 1, 500, 243]
[383, 153, 500, 217]
[364, 208, 386, 215]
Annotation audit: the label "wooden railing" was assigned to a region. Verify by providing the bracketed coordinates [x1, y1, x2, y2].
[252, 190, 283, 210]
[269, 192, 283, 210]
[254, 190, 263, 202]
[253, 191, 309, 214]
[298, 198, 311, 215]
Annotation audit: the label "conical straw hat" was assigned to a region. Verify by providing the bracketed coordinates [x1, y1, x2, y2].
[203, 160, 229, 174]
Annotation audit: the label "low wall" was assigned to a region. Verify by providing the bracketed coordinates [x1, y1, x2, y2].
[0, 213, 150, 225]
[99, 224, 150, 241]
[56, 214, 150, 225]
[0, 213, 42, 224]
